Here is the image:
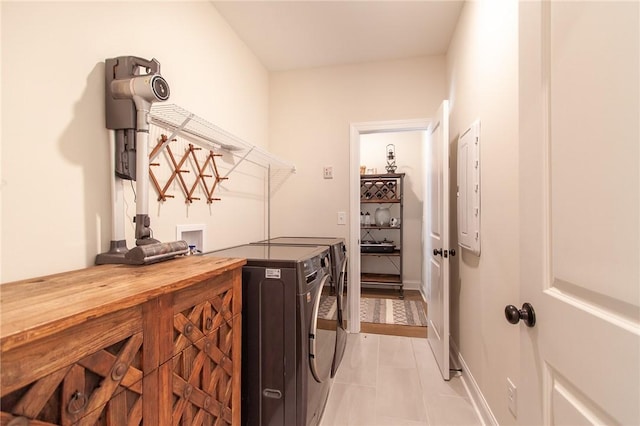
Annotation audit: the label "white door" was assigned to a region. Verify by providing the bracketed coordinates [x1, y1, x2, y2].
[426, 100, 451, 381]
[518, 2, 639, 424]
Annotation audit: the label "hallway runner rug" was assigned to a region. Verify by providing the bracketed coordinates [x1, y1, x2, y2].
[318, 295, 427, 327]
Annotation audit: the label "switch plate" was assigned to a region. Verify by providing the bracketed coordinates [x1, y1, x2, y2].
[323, 166, 333, 179]
[507, 378, 517, 417]
[337, 211, 346, 225]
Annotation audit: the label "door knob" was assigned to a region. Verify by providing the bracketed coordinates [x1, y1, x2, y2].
[433, 248, 443, 256]
[504, 303, 536, 327]
[444, 248, 457, 258]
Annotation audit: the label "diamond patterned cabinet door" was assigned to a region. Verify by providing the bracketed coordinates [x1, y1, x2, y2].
[173, 286, 234, 357]
[171, 319, 236, 426]
[0, 332, 144, 425]
[171, 280, 237, 426]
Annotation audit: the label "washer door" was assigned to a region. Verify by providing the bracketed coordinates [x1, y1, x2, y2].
[309, 274, 334, 383]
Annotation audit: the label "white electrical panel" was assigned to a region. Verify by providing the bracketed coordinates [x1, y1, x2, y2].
[457, 121, 481, 256]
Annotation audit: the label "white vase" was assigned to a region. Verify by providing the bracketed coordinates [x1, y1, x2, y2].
[374, 207, 391, 226]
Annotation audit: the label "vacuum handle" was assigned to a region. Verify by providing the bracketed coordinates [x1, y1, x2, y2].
[127, 56, 161, 75]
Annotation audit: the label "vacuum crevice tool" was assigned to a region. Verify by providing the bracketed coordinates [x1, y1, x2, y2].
[96, 56, 189, 266]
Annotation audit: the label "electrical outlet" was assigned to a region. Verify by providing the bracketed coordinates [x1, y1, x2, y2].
[507, 378, 517, 417]
[323, 166, 333, 179]
[337, 211, 346, 225]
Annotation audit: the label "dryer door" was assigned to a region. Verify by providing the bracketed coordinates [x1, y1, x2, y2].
[309, 274, 334, 383]
[331, 256, 348, 377]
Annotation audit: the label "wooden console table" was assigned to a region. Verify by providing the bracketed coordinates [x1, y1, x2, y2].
[0, 255, 245, 425]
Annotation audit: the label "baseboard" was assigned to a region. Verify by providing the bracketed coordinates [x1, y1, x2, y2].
[450, 339, 498, 426]
[401, 279, 421, 291]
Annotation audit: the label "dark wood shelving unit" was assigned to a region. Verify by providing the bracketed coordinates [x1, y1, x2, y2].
[360, 173, 405, 298]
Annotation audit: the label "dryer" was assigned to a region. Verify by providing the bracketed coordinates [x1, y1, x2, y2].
[203, 244, 334, 426]
[252, 237, 347, 378]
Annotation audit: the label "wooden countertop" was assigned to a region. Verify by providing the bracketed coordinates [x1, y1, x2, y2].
[0, 255, 246, 352]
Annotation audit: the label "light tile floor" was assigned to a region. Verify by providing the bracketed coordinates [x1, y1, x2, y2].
[320, 333, 482, 426]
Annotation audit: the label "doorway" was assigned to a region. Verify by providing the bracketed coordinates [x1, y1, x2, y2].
[348, 119, 432, 334]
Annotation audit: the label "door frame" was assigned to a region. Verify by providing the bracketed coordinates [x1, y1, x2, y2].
[348, 118, 432, 333]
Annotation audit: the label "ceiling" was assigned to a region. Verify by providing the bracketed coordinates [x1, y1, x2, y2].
[212, 1, 465, 71]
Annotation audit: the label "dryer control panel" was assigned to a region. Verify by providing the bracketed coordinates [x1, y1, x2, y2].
[300, 251, 331, 293]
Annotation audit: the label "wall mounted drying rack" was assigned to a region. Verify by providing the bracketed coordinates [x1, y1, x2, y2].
[149, 103, 296, 177]
[148, 103, 294, 240]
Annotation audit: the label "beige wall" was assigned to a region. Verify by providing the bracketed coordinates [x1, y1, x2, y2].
[268, 56, 446, 269]
[446, 1, 519, 424]
[1, 2, 271, 282]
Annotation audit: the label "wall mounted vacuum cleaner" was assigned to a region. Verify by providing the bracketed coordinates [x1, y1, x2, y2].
[96, 56, 188, 265]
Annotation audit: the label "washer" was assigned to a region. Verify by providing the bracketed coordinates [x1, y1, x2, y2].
[203, 244, 334, 426]
[252, 237, 347, 378]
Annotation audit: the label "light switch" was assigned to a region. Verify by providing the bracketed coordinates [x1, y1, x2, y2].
[337, 212, 346, 225]
[323, 166, 333, 179]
